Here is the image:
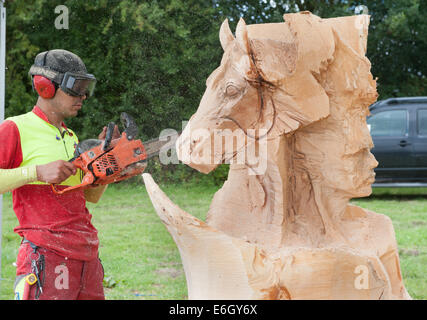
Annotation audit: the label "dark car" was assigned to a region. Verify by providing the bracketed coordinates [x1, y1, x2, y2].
[367, 97, 427, 187]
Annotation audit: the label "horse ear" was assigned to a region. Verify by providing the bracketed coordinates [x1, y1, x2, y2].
[219, 19, 235, 51]
[235, 18, 250, 55]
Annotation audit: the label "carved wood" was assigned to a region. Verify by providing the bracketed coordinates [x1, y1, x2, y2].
[143, 12, 410, 300]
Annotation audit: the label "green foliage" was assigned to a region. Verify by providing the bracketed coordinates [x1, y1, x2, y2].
[3, 0, 426, 185]
[4, 0, 222, 141]
[362, 0, 427, 98]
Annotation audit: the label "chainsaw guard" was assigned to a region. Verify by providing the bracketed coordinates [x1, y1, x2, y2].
[51, 172, 95, 195]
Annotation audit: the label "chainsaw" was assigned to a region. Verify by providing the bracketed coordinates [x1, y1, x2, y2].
[51, 112, 179, 195]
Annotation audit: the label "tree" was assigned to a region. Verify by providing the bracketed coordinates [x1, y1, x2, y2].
[214, 0, 427, 99]
[4, 0, 223, 141]
[362, 0, 427, 98]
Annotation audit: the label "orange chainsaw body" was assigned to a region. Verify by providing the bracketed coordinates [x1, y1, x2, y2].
[52, 131, 147, 194]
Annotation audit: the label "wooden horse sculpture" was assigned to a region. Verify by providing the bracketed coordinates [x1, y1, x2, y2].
[143, 12, 410, 300]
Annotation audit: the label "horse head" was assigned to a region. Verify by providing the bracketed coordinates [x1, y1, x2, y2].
[176, 12, 337, 173]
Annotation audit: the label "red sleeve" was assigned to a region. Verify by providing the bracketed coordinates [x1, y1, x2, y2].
[0, 120, 23, 169]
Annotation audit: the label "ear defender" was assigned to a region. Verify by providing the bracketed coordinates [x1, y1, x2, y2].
[33, 75, 56, 99]
[29, 50, 96, 99]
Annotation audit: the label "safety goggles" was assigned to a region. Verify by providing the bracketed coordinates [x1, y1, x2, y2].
[60, 72, 97, 97]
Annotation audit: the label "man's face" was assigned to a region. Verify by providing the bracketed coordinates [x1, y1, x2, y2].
[51, 88, 86, 119]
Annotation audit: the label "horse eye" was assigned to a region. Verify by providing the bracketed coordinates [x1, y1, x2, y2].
[225, 84, 239, 97]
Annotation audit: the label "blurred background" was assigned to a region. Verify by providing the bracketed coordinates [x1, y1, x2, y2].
[3, 0, 426, 184]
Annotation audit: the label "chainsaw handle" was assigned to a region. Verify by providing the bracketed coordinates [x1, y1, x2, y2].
[51, 183, 69, 195]
[51, 183, 84, 195]
[51, 157, 89, 195]
[121, 112, 138, 140]
[103, 122, 116, 151]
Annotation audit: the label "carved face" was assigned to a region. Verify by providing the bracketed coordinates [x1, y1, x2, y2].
[300, 108, 378, 198]
[316, 22, 378, 198]
[341, 107, 378, 197]
[289, 12, 380, 198]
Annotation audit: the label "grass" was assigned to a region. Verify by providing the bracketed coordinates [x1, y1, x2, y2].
[0, 180, 217, 300]
[1, 182, 426, 300]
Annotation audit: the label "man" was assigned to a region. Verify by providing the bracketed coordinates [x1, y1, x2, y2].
[0, 49, 118, 300]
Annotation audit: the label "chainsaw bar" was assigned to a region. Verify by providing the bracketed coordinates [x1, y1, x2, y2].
[142, 131, 181, 160]
[118, 131, 181, 177]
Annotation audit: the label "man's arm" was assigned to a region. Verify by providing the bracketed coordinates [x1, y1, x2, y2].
[0, 120, 27, 193]
[0, 120, 80, 193]
[0, 166, 38, 194]
[0, 160, 78, 194]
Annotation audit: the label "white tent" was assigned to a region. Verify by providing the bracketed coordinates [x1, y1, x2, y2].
[0, 0, 6, 279]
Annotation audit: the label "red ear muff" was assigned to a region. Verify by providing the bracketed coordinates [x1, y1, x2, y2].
[33, 75, 56, 99]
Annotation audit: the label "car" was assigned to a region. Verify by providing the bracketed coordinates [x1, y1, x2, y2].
[366, 96, 427, 187]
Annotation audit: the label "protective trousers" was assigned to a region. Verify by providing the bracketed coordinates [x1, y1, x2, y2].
[14, 241, 105, 300]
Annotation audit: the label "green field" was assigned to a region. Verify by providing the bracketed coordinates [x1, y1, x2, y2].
[1, 182, 426, 300]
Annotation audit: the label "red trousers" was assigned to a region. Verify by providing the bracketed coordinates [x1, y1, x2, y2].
[15, 241, 105, 300]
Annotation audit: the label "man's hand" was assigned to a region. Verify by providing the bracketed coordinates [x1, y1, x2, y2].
[98, 125, 121, 140]
[36, 160, 77, 184]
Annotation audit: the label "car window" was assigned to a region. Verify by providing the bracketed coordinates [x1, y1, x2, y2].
[367, 109, 408, 137]
[418, 109, 427, 136]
